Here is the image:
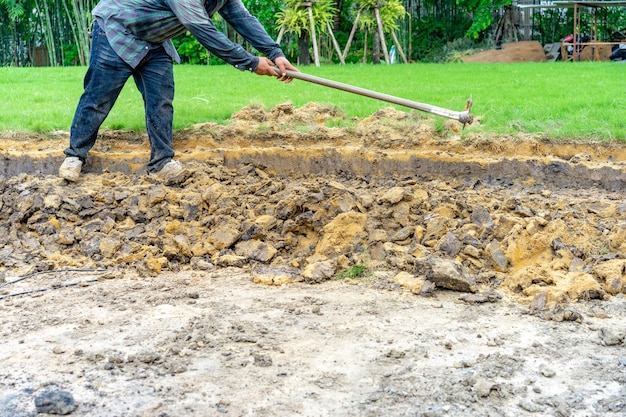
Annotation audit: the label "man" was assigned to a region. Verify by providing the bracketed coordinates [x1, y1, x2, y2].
[59, 0, 298, 183]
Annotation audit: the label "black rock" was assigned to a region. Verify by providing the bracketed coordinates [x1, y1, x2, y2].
[34, 388, 77, 415]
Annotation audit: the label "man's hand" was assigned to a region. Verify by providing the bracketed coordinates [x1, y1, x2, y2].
[255, 57, 299, 83]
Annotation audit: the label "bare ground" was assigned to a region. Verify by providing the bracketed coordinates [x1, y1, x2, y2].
[0, 103, 625, 416]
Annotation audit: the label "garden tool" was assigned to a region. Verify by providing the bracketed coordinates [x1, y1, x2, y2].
[273, 67, 474, 126]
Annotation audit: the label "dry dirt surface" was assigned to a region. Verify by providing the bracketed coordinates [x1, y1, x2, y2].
[461, 41, 547, 63]
[0, 103, 625, 416]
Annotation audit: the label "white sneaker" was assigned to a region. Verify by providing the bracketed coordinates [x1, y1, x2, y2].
[154, 160, 188, 185]
[59, 157, 83, 181]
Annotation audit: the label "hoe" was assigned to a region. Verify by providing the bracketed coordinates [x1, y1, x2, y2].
[273, 67, 474, 126]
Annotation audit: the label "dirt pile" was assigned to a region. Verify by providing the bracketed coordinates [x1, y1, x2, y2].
[462, 41, 548, 63]
[1, 103, 625, 310]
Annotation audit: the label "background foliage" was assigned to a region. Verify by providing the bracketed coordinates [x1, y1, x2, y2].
[1, 0, 626, 66]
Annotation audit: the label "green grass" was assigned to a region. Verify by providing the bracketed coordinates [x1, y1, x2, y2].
[336, 264, 369, 280]
[1, 62, 625, 141]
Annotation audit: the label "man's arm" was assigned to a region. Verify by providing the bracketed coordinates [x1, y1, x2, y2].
[167, 0, 259, 71]
[218, 0, 298, 80]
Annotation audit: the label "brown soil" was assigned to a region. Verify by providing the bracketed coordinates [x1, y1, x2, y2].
[462, 41, 547, 63]
[1, 103, 625, 416]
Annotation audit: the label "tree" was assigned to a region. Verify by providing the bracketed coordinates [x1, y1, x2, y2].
[275, 0, 338, 65]
[458, 0, 512, 39]
[63, 0, 97, 65]
[0, 0, 26, 66]
[343, 0, 407, 64]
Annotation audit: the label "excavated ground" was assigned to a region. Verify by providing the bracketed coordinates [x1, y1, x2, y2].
[1, 103, 625, 416]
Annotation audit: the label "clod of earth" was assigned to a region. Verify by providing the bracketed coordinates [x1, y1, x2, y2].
[0, 103, 625, 309]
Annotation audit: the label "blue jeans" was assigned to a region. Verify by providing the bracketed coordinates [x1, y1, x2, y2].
[65, 22, 175, 173]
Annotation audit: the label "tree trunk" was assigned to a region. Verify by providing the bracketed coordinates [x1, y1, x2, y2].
[374, 7, 390, 64]
[298, 33, 311, 65]
[12, 20, 19, 66]
[326, 22, 345, 64]
[372, 30, 381, 64]
[342, 9, 361, 61]
[307, 5, 320, 66]
[333, 0, 343, 32]
[391, 31, 408, 63]
[363, 31, 368, 63]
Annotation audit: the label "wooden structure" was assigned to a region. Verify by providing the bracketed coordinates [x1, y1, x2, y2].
[494, 5, 523, 48]
[518, 1, 626, 61]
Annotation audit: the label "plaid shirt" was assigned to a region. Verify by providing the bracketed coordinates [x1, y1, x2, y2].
[92, 0, 284, 70]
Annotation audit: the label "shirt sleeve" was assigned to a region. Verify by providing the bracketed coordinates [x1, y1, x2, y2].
[166, 0, 259, 71]
[217, 0, 285, 63]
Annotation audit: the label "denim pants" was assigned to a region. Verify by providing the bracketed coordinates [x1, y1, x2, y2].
[65, 22, 175, 173]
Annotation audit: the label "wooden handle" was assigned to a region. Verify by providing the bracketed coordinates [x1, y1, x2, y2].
[273, 67, 473, 125]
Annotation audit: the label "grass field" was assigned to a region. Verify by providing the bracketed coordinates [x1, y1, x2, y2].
[1, 62, 624, 141]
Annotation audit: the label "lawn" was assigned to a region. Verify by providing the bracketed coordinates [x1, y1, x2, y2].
[1, 62, 624, 141]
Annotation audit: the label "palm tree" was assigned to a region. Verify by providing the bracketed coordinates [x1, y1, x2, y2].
[276, 0, 340, 66]
[343, 0, 407, 64]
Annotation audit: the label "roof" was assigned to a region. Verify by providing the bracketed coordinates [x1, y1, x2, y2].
[518, 1, 626, 8]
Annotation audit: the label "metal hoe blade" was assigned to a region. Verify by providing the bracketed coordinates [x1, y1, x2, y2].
[274, 67, 474, 126]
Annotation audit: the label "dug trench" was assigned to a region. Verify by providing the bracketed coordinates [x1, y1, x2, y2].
[0, 103, 625, 416]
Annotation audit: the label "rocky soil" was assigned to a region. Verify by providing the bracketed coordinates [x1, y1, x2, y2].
[0, 103, 625, 416]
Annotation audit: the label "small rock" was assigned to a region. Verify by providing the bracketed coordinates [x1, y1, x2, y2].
[302, 260, 335, 284]
[207, 224, 241, 250]
[34, 388, 77, 415]
[253, 353, 273, 367]
[461, 244, 481, 258]
[393, 271, 424, 294]
[486, 241, 508, 272]
[213, 253, 247, 268]
[530, 292, 548, 311]
[99, 236, 122, 258]
[190, 257, 215, 271]
[235, 239, 277, 262]
[518, 399, 546, 413]
[599, 327, 625, 346]
[426, 256, 477, 293]
[459, 290, 502, 304]
[470, 205, 493, 227]
[474, 378, 494, 397]
[385, 349, 405, 359]
[439, 232, 461, 257]
[167, 361, 188, 373]
[391, 226, 414, 242]
[569, 152, 591, 163]
[379, 187, 405, 205]
[539, 364, 556, 378]
[136, 350, 162, 364]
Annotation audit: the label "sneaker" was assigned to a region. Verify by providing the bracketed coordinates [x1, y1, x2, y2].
[59, 157, 83, 181]
[154, 160, 189, 185]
